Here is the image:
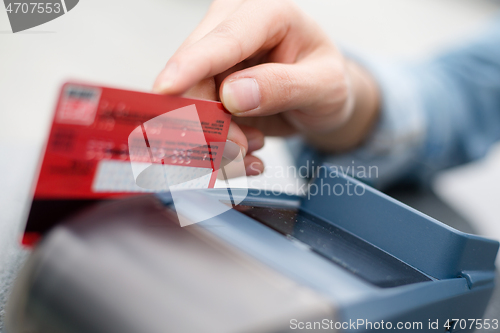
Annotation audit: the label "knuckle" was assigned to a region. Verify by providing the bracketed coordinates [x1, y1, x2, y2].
[264, 66, 298, 105]
[322, 60, 350, 113]
[210, 21, 244, 59]
[211, 20, 238, 39]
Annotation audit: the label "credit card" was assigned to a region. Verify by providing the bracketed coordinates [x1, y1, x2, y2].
[23, 82, 231, 245]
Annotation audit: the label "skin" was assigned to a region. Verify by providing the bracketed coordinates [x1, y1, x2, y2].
[153, 0, 380, 176]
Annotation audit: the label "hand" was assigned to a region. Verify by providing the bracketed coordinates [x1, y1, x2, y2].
[153, 0, 380, 175]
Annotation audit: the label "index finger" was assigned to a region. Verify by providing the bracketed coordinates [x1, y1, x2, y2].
[153, 0, 295, 95]
[176, 0, 243, 51]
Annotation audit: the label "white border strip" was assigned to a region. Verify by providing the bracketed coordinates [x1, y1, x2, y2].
[60, 0, 68, 14]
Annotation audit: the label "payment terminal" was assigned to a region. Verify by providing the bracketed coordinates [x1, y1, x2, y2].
[5, 168, 498, 333]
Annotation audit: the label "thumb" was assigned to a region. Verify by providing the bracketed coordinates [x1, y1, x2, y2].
[219, 59, 350, 126]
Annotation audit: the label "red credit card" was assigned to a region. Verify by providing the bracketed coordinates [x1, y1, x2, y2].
[23, 82, 231, 246]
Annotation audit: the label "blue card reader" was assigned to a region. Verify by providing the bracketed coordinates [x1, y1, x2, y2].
[5, 166, 499, 332]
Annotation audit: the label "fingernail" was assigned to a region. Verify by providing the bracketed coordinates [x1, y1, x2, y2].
[222, 78, 260, 113]
[222, 140, 246, 160]
[153, 63, 178, 93]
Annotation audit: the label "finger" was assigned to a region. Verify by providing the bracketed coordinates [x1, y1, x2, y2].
[234, 115, 296, 137]
[237, 124, 264, 154]
[217, 153, 264, 180]
[152, 1, 242, 94]
[244, 155, 264, 176]
[179, 83, 263, 164]
[176, 0, 245, 51]
[153, 0, 294, 94]
[224, 120, 248, 159]
[220, 53, 350, 132]
[182, 77, 218, 101]
[213, 55, 267, 98]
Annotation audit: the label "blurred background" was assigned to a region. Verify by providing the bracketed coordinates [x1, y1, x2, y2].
[1, 0, 500, 330]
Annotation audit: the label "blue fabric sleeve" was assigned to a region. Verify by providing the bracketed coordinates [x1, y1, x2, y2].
[295, 16, 500, 189]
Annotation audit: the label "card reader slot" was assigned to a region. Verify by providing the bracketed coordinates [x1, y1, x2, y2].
[234, 204, 432, 288]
